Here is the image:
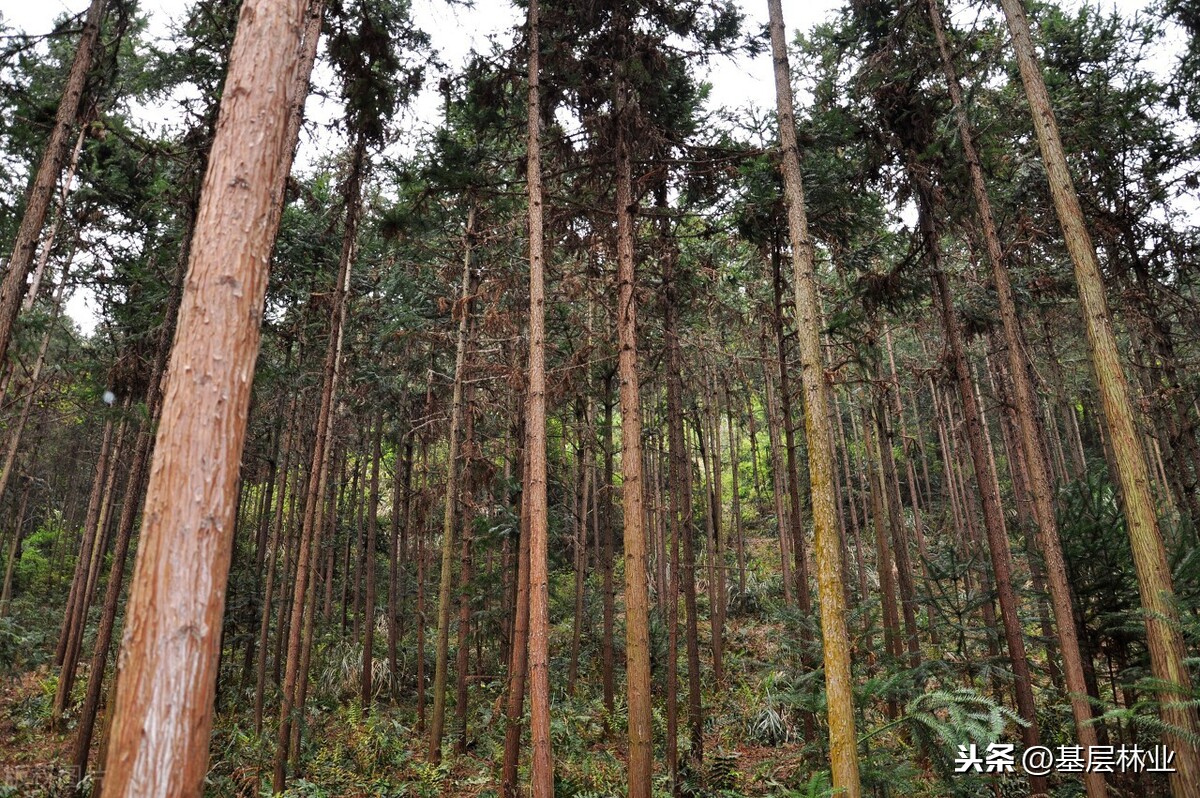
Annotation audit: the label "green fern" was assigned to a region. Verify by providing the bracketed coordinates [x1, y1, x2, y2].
[862, 687, 1026, 776]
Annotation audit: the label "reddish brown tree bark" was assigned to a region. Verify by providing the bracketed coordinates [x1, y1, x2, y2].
[98, 0, 313, 790]
[524, 2, 554, 790]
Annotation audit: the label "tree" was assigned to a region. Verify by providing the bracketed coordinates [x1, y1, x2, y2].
[997, 2, 1200, 793]
[0, 0, 107, 366]
[523, 0, 554, 793]
[611, 10, 653, 791]
[766, 2, 861, 795]
[99, 0, 315, 791]
[428, 204, 477, 763]
[924, 2, 1106, 794]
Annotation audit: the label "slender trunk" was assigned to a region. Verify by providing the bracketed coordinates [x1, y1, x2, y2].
[662, 246, 705, 768]
[726, 384, 747, 594]
[692, 412, 722, 693]
[25, 125, 86, 313]
[926, 3, 1114, 793]
[768, 3, 861, 791]
[834, 394, 869, 607]
[567, 399, 588, 695]
[349, 453, 364, 639]
[772, 249, 812, 615]
[389, 426, 413, 694]
[884, 331, 937, 645]
[72, 413, 154, 790]
[524, 5, 553, 788]
[667, 442, 681, 795]
[744, 375, 764, 504]
[1000, 1, 1200, 790]
[703, 368, 727, 683]
[428, 206, 477, 763]
[416, 432, 430, 733]
[361, 415, 383, 711]
[0, 0, 107, 364]
[863, 404, 902, 671]
[241, 384, 292, 692]
[453, 393, 475, 754]
[600, 383, 616, 715]
[927, 237, 1046, 793]
[989, 345, 1063, 690]
[614, 63, 653, 795]
[55, 413, 115, 670]
[872, 389, 920, 667]
[760, 331, 793, 603]
[501, 439, 531, 798]
[254, 397, 297, 733]
[274, 125, 358, 794]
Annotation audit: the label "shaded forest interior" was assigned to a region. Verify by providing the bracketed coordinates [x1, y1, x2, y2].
[1, 0, 1200, 796]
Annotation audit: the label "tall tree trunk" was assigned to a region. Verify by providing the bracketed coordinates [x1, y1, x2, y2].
[863, 404, 902, 676]
[600, 381, 616, 716]
[926, 224, 1046, 793]
[760, 330, 793, 604]
[97, 1, 314, 791]
[885, 330, 938, 645]
[743, 373, 764, 504]
[239, 377, 292, 692]
[416, 429, 431, 733]
[771, 248, 812, 615]
[75, 212, 191, 794]
[666, 438, 681, 795]
[500, 437, 531, 798]
[998, 3, 1200, 790]
[703, 367, 727, 683]
[524, 4, 554, 790]
[254, 395, 298, 733]
[614, 55, 653, 795]
[389, 424, 414, 695]
[361, 414, 383, 711]
[665, 244, 703, 769]
[726, 383, 747, 594]
[0, 0, 107, 365]
[453, 394, 475, 754]
[23, 125, 86, 315]
[429, 205, 477, 764]
[349, 451, 365, 639]
[692, 411, 723, 694]
[925, 3, 1108, 793]
[274, 122, 357, 796]
[835, 393, 870, 607]
[567, 398, 588, 695]
[872, 389, 920, 667]
[54, 410, 115, 677]
[767, 3, 861, 793]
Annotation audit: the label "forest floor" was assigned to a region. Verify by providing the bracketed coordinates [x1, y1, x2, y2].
[0, 581, 829, 798]
[0, 534, 971, 797]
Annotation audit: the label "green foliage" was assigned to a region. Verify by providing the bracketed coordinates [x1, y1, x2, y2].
[11, 511, 66, 595]
[887, 687, 1025, 778]
[0, 615, 46, 677]
[324, 0, 429, 144]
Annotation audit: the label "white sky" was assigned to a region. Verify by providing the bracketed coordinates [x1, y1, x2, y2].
[0, 0, 1177, 332]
